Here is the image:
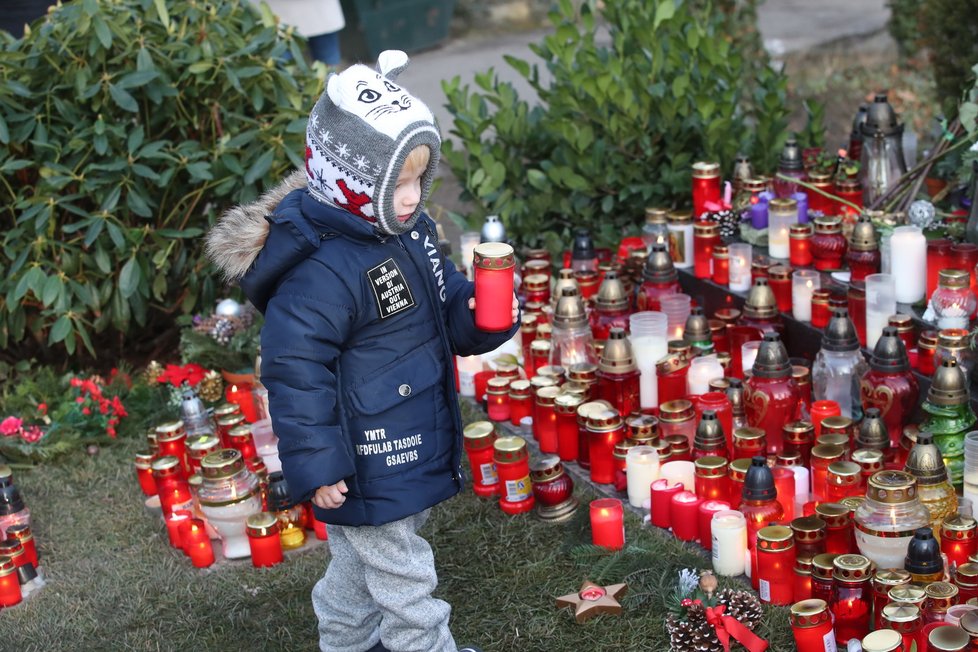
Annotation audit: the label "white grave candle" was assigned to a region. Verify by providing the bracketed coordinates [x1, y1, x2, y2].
[890, 225, 927, 304]
[711, 510, 748, 576]
[660, 460, 695, 492]
[729, 243, 752, 292]
[792, 270, 819, 322]
[626, 446, 660, 508]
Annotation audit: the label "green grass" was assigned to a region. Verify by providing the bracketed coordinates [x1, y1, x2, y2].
[0, 401, 795, 652]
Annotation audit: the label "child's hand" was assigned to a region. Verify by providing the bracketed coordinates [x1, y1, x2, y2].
[468, 294, 519, 324]
[312, 480, 348, 509]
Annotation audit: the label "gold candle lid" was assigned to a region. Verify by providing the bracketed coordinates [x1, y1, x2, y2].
[656, 353, 690, 376]
[522, 274, 550, 295]
[866, 470, 918, 504]
[789, 599, 829, 628]
[626, 414, 659, 439]
[587, 408, 623, 433]
[150, 455, 182, 475]
[463, 421, 496, 450]
[810, 444, 845, 462]
[783, 420, 814, 443]
[493, 436, 528, 463]
[594, 271, 629, 311]
[577, 400, 613, 423]
[535, 385, 560, 405]
[840, 495, 866, 513]
[928, 625, 969, 651]
[728, 458, 752, 482]
[473, 242, 515, 269]
[790, 223, 813, 238]
[658, 400, 694, 423]
[529, 374, 557, 390]
[156, 421, 186, 441]
[213, 402, 241, 418]
[815, 502, 850, 528]
[486, 377, 511, 395]
[645, 207, 669, 224]
[693, 221, 719, 237]
[554, 392, 585, 413]
[889, 584, 926, 604]
[790, 515, 826, 539]
[881, 601, 919, 623]
[851, 448, 884, 473]
[228, 424, 253, 440]
[943, 515, 977, 535]
[508, 379, 532, 397]
[821, 416, 853, 436]
[814, 215, 842, 234]
[874, 568, 911, 588]
[135, 451, 156, 469]
[733, 427, 766, 444]
[537, 365, 566, 382]
[201, 448, 245, 479]
[833, 554, 872, 582]
[768, 198, 798, 216]
[939, 269, 971, 289]
[217, 413, 246, 429]
[694, 455, 728, 477]
[188, 435, 221, 459]
[812, 553, 839, 580]
[827, 460, 860, 480]
[692, 161, 721, 178]
[530, 340, 552, 356]
[925, 581, 959, 601]
[756, 525, 793, 548]
[246, 511, 281, 537]
[816, 433, 849, 449]
[667, 208, 693, 224]
[927, 357, 969, 406]
[530, 454, 567, 482]
[956, 562, 978, 587]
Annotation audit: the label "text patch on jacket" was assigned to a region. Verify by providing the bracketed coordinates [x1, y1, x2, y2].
[366, 258, 415, 318]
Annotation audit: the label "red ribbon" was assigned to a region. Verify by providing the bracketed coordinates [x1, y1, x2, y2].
[704, 605, 769, 652]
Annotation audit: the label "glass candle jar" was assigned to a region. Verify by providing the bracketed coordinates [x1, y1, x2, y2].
[924, 582, 959, 624]
[156, 421, 190, 475]
[658, 400, 696, 446]
[530, 455, 576, 515]
[942, 516, 978, 571]
[692, 161, 722, 218]
[882, 602, 923, 652]
[533, 385, 560, 453]
[872, 569, 912, 630]
[831, 553, 873, 645]
[854, 470, 931, 570]
[529, 340, 552, 378]
[811, 289, 832, 329]
[656, 355, 690, 407]
[134, 451, 158, 497]
[493, 436, 534, 515]
[667, 434, 692, 462]
[522, 273, 550, 307]
[197, 448, 262, 559]
[790, 223, 814, 267]
[473, 242, 516, 332]
[810, 444, 845, 501]
[694, 221, 721, 279]
[816, 502, 854, 555]
[792, 515, 828, 560]
[151, 455, 193, 518]
[729, 243, 753, 292]
[694, 456, 729, 503]
[791, 598, 835, 652]
[463, 421, 501, 498]
[807, 171, 835, 215]
[768, 199, 797, 260]
[811, 217, 847, 271]
[784, 421, 815, 467]
[554, 393, 585, 463]
[932, 270, 976, 330]
[756, 525, 796, 605]
[246, 512, 283, 568]
[769, 265, 793, 313]
[587, 408, 625, 485]
[0, 555, 21, 608]
[711, 510, 748, 576]
[712, 245, 730, 286]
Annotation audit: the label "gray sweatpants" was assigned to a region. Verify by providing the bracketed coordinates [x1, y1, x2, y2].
[312, 509, 457, 652]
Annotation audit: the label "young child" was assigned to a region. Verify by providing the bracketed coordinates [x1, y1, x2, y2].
[206, 50, 518, 652]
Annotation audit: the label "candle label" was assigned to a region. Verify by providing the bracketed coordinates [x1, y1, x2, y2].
[669, 231, 687, 264]
[479, 463, 499, 485]
[822, 631, 837, 652]
[172, 498, 195, 514]
[758, 579, 770, 602]
[366, 258, 416, 319]
[504, 476, 532, 502]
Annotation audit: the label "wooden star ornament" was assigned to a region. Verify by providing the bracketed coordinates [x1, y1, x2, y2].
[555, 580, 627, 623]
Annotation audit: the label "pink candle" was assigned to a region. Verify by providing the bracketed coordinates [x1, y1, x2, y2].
[590, 498, 625, 550]
[671, 491, 703, 542]
[651, 479, 683, 529]
[699, 500, 731, 551]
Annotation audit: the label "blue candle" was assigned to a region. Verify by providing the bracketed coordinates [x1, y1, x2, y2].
[791, 191, 809, 224]
[750, 200, 769, 229]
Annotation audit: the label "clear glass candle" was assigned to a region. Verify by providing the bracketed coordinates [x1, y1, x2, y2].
[866, 273, 897, 351]
[854, 470, 931, 570]
[729, 243, 753, 292]
[932, 270, 976, 330]
[768, 198, 797, 260]
[629, 311, 668, 410]
[792, 269, 820, 322]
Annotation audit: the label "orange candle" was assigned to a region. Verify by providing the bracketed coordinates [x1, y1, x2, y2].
[590, 498, 625, 550]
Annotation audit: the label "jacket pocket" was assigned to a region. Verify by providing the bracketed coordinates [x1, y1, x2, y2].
[346, 341, 449, 480]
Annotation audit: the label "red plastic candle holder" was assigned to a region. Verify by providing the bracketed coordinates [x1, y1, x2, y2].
[227, 425, 259, 467]
[941, 517, 978, 571]
[463, 421, 501, 498]
[533, 386, 559, 452]
[0, 555, 22, 607]
[184, 519, 215, 568]
[783, 421, 815, 467]
[768, 266, 793, 313]
[670, 491, 703, 542]
[733, 427, 766, 461]
[134, 451, 158, 497]
[815, 503, 853, 556]
[927, 239, 953, 301]
[508, 380, 533, 428]
[810, 401, 842, 438]
[790, 599, 835, 652]
[4, 524, 37, 569]
[713, 245, 730, 286]
[247, 512, 284, 568]
[588, 408, 625, 485]
[156, 421, 190, 475]
[810, 290, 832, 329]
[554, 394, 584, 463]
[692, 162, 722, 218]
[151, 456, 193, 518]
[790, 224, 814, 267]
[590, 498, 625, 550]
[473, 243, 516, 332]
[693, 221, 721, 279]
[493, 436, 534, 515]
[596, 368, 640, 422]
[829, 555, 872, 645]
[756, 525, 796, 605]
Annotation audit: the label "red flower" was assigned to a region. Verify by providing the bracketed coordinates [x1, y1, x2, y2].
[106, 426, 116, 438]
[21, 425, 43, 443]
[82, 407, 91, 415]
[157, 363, 209, 387]
[0, 416, 22, 437]
[37, 403, 47, 415]
[75, 396, 85, 404]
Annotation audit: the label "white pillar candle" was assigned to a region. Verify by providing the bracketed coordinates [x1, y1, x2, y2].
[711, 510, 748, 576]
[626, 446, 660, 508]
[890, 226, 927, 304]
[456, 355, 483, 397]
[629, 311, 668, 409]
[792, 269, 820, 321]
[660, 460, 696, 492]
[767, 198, 797, 260]
[459, 231, 481, 281]
[792, 466, 810, 500]
[741, 341, 761, 375]
[729, 243, 753, 292]
[865, 273, 897, 350]
[688, 355, 723, 396]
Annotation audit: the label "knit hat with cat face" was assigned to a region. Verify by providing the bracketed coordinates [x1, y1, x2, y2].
[304, 50, 441, 235]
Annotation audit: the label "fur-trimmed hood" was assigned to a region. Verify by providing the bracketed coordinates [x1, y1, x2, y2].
[205, 169, 307, 283]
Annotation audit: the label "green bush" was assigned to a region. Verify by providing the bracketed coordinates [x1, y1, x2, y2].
[441, 0, 790, 252]
[886, 0, 923, 59]
[919, 0, 978, 116]
[0, 0, 322, 365]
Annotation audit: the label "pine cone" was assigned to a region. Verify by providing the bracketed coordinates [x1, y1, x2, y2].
[716, 588, 763, 632]
[666, 612, 723, 652]
[198, 370, 224, 403]
[141, 360, 165, 385]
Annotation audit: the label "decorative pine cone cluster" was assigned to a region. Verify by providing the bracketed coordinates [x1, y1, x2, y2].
[704, 210, 741, 242]
[193, 308, 255, 346]
[665, 589, 763, 652]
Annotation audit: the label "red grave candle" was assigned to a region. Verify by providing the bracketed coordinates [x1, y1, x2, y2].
[165, 511, 190, 549]
[942, 516, 978, 572]
[473, 242, 516, 332]
[596, 333, 640, 418]
[790, 599, 836, 652]
[651, 479, 682, 529]
[694, 221, 721, 279]
[692, 162, 722, 218]
[463, 421, 500, 497]
[225, 382, 259, 423]
[825, 461, 861, 503]
[156, 421, 190, 475]
[184, 519, 215, 568]
[313, 517, 328, 541]
[795, 557, 813, 603]
[533, 386, 559, 453]
[0, 555, 21, 607]
[756, 525, 796, 605]
[768, 265, 793, 313]
[215, 412, 245, 449]
[486, 377, 512, 423]
[151, 456, 193, 518]
[713, 245, 730, 286]
[811, 217, 848, 271]
[733, 427, 767, 461]
[554, 394, 584, 462]
[588, 408, 625, 485]
[810, 289, 832, 329]
[954, 563, 978, 603]
[860, 328, 919, 446]
[522, 274, 550, 306]
[833, 179, 863, 220]
[5, 524, 37, 569]
[790, 224, 814, 267]
[815, 502, 853, 556]
[590, 498, 625, 550]
[247, 512, 284, 568]
[873, 568, 911, 631]
[493, 436, 534, 515]
[783, 421, 815, 467]
[829, 554, 872, 645]
[695, 456, 729, 502]
[670, 491, 703, 542]
[810, 400, 841, 438]
[951, 242, 978, 314]
[727, 458, 750, 510]
[187, 436, 220, 476]
[742, 336, 800, 455]
[810, 445, 845, 501]
[806, 171, 835, 214]
[227, 425, 259, 467]
[134, 451, 158, 497]
[473, 369, 494, 403]
[847, 283, 867, 348]
[774, 466, 796, 521]
[656, 355, 690, 406]
[698, 499, 730, 551]
[507, 380, 532, 428]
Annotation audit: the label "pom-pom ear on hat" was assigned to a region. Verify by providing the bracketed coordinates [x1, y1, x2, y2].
[376, 50, 409, 80]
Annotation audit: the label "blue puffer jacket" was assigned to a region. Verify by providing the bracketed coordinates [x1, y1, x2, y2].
[237, 185, 517, 527]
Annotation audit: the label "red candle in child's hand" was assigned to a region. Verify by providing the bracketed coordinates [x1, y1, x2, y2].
[590, 498, 625, 550]
[473, 243, 516, 332]
[651, 479, 683, 529]
[698, 500, 730, 551]
[670, 491, 703, 542]
[0, 556, 21, 607]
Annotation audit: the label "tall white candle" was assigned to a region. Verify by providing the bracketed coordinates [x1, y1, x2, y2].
[890, 226, 927, 304]
[729, 243, 752, 292]
[688, 355, 723, 396]
[660, 460, 695, 492]
[767, 198, 796, 260]
[457, 355, 483, 397]
[711, 510, 748, 576]
[626, 446, 660, 508]
[459, 231, 481, 281]
[866, 273, 896, 350]
[792, 270, 819, 321]
[741, 341, 761, 375]
[630, 312, 668, 409]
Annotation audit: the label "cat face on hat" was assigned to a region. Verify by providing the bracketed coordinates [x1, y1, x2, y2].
[305, 50, 441, 235]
